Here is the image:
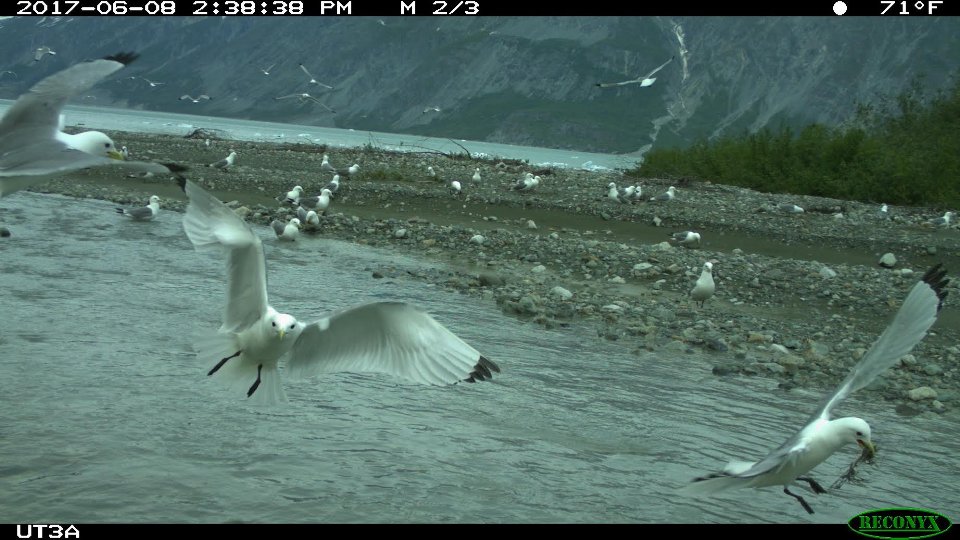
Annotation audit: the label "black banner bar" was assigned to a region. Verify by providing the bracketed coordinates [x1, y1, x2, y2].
[6, 0, 957, 16]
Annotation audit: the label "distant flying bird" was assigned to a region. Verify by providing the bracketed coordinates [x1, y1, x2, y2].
[259, 63, 276, 75]
[298, 64, 333, 89]
[275, 93, 336, 114]
[596, 56, 674, 88]
[423, 106, 442, 114]
[377, 19, 386, 26]
[34, 46, 57, 62]
[140, 77, 165, 87]
[180, 94, 211, 103]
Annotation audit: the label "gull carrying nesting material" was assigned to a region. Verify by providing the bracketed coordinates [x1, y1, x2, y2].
[681, 264, 950, 515]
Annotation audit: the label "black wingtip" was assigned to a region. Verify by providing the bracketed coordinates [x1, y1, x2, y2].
[462, 355, 501, 383]
[921, 264, 949, 312]
[104, 52, 139, 66]
[115, 207, 125, 214]
[164, 163, 189, 174]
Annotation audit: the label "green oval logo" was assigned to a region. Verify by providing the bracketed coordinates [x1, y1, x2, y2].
[849, 508, 952, 540]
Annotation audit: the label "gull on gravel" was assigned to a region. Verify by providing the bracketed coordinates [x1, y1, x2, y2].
[650, 186, 676, 202]
[209, 151, 237, 170]
[670, 231, 702, 248]
[925, 211, 954, 228]
[689, 261, 715, 307]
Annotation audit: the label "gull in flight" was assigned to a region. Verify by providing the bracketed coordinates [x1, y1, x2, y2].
[298, 64, 333, 89]
[275, 93, 336, 114]
[139, 77, 165, 87]
[179, 178, 501, 403]
[596, 56, 674, 88]
[682, 264, 950, 514]
[115, 195, 161, 221]
[180, 94, 211, 103]
[259, 63, 276, 76]
[423, 106, 442, 114]
[34, 46, 57, 62]
[0, 52, 182, 199]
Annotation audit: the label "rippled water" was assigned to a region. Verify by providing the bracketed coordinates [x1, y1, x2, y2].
[1, 193, 957, 523]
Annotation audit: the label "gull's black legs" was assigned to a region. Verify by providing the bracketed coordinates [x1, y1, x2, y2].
[247, 364, 263, 397]
[785, 486, 815, 514]
[208, 350, 241, 376]
[798, 476, 827, 494]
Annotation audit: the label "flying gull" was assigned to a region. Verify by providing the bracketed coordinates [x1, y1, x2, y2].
[259, 63, 276, 75]
[275, 93, 336, 114]
[298, 64, 333, 89]
[34, 46, 57, 62]
[596, 56, 674, 88]
[0, 52, 182, 199]
[139, 77, 164, 87]
[179, 94, 211, 103]
[682, 264, 950, 514]
[180, 178, 501, 403]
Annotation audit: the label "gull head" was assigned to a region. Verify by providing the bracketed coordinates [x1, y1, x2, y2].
[269, 312, 301, 341]
[320, 188, 333, 197]
[148, 195, 161, 206]
[65, 131, 123, 160]
[703, 261, 713, 273]
[834, 417, 875, 457]
[290, 218, 302, 230]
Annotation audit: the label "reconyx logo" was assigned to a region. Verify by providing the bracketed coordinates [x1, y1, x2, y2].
[849, 508, 952, 539]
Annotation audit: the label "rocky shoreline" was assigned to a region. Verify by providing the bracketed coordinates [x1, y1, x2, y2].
[9, 130, 959, 417]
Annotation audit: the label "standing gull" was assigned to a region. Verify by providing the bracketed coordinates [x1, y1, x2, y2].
[0, 52, 181, 199]
[511, 173, 540, 192]
[180, 179, 500, 403]
[324, 174, 340, 195]
[925, 211, 954, 228]
[690, 261, 715, 307]
[682, 264, 950, 514]
[278, 185, 304, 205]
[115, 195, 161, 221]
[596, 56, 674, 88]
[209, 151, 237, 170]
[298, 64, 333, 89]
[298, 188, 333, 215]
[297, 207, 321, 232]
[472, 168, 481, 184]
[320, 154, 336, 175]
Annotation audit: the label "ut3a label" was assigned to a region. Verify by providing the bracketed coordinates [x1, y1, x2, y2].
[16, 525, 79, 539]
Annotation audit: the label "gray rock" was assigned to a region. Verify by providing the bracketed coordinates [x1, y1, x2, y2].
[907, 386, 938, 401]
[551, 286, 573, 300]
[0, 227, 10, 238]
[531, 264, 546, 273]
[633, 263, 653, 271]
[394, 228, 408, 239]
[819, 266, 837, 279]
[526, 220, 537, 229]
[478, 273, 505, 287]
[923, 364, 943, 376]
[650, 307, 676, 322]
[879, 253, 897, 268]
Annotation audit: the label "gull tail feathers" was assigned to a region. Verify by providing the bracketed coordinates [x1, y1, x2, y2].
[194, 330, 288, 405]
[678, 472, 752, 494]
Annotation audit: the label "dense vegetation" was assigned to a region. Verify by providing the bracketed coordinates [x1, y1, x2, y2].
[632, 77, 960, 207]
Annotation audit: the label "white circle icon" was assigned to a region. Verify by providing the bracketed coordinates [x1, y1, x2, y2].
[833, 1, 848, 14]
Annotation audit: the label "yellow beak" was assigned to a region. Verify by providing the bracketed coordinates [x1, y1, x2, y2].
[857, 439, 876, 458]
[278, 329, 286, 340]
[107, 150, 125, 160]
